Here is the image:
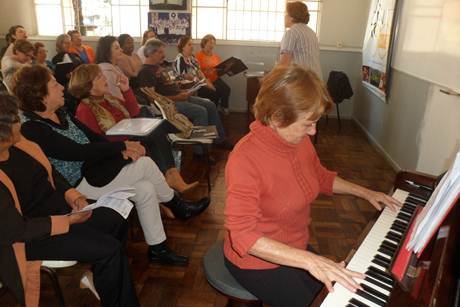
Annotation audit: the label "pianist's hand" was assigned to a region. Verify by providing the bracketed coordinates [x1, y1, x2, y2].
[364, 189, 401, 211]
[305, 253, 365, 293]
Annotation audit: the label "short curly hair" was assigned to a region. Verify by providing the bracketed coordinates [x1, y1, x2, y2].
[286, 1, 310, 24]
[68, 64, 101, 99]
[0, 93, 20, 142]
[11, 65, 51, 112]
[200, 34, 216, 49]
[13, 39, 34, 55]
[253, 65, 332, 127]
[177, 35, 192, 53]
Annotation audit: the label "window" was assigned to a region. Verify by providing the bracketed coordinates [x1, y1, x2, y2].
[192, 0, 321, 42]
[34, 0, 150, 37]
[34, 0, 321, 42]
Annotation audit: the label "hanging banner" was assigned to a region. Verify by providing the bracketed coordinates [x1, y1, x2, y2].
[362, 0, 398, 99]
[148, 12, 191, 44]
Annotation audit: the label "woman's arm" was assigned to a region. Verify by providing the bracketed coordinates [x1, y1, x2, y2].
[21, 120, 125, 162]
[332, 176, 401, 211]
[249, 237, 363, 293]
[121, 88, 141, 117]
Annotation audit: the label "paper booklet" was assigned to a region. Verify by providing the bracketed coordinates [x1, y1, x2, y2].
[406, 151, 460, 256]
[106, 118, 164, 136]
[69, 187, 135, 219]
[185, 79, 207, 93]
[214, 57, 248, 77]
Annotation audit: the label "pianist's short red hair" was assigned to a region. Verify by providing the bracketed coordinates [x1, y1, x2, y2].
[253, 65, 332, 127]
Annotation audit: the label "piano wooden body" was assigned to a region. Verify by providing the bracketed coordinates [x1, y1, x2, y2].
[313, 171, 460, 307]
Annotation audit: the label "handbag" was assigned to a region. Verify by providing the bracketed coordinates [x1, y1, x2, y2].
[139, 87, 193, 138]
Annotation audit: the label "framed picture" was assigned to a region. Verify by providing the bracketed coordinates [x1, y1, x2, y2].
[148, 12, 191, 44]
[149, 0, 187, 11]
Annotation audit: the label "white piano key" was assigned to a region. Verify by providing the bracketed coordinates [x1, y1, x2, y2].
[320, 189, 409, 307]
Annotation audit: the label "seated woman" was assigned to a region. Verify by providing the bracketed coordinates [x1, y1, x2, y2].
[0, 39, 34, 91]
[51, 34, 83, 87]
[224, 65, 401, 307]
[195, 34, 231, 115]
[68, 63, 199, 193]
[174, 36, 228, 112]
[0, 93, 138, 307]
[14, 65, 209, 267]
[137, 29, 156, 64]
[117, 34, 142, 80]
[33, 42, 55, 71]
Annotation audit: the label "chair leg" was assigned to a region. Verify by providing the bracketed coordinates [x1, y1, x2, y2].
[41, 266, 66, 307]
[203, 145, 211, 193]
[336, 103, 341, 133]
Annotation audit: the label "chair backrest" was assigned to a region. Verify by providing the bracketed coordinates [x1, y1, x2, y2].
[326, 71, 353, 104]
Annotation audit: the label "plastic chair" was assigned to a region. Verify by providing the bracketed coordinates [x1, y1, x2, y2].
[203, 241, 262, 306]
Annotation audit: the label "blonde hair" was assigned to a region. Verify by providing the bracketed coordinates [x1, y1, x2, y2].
[253, 65, 332, 127]
[68, 64, 101, 99]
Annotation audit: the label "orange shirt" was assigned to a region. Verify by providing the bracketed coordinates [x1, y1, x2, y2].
[68, 44, 95, 64]
[195, 50, 221, 82]
[224, 121, 337, 270]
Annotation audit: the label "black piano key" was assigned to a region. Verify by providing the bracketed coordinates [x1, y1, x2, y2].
[356, 289, 386, 306]
[365, 276, 393, 292]
[378, 246, 394, 257]
[408, 194, 427, 203]
[346, 304, 356, 307]
[397, 213, 411, 222]
[375, 254, 391, 264]
[361, 283, 389, 301]
[379, 244, 396, 255]
[368, 266, 394, 282]
[349, 298, 371, 307]
[366, 270, 393, 286]
[391, 224, 406, 233]
[401, 206, 414, 215]
[393, 219, 408, 228]
[404, 199, 418, 207]
[386, 232, 401, 242]
[372, 258, 389, 269]
[382, 240, 398, 250]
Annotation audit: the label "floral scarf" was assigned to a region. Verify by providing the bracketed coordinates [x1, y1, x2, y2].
[81, 95, 130, 132]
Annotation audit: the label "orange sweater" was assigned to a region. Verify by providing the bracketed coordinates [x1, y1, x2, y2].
[224, 121, 337, 269]
[68, 44, 95, 64]
[195, 50, 220, 82]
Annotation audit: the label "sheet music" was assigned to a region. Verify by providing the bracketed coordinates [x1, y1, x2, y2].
[69, 187, 135, 219]
[185, 79, 207, 93]
[407, 152, 460, 254]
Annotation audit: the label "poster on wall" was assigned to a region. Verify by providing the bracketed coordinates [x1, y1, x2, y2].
[148, 12, 191, 44]
[149, 0, 187, 11]
[362, 0, 398, 99]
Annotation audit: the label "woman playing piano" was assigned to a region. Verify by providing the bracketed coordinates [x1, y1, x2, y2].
[224, 65, 401, 307]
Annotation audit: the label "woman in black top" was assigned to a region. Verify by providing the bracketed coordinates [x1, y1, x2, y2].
[0, 93, 138, 307]
[14, 65, 210, 266]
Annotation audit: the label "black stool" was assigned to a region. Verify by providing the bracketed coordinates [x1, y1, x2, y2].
[203, 241, 262, 307]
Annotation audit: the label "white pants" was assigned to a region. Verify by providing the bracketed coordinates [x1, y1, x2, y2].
[77, 157, 174, 245]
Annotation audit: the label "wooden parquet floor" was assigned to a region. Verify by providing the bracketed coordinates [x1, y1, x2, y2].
[0, 114, 397, 307]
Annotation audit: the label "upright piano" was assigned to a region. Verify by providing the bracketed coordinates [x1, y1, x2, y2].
[313, 171, 460, 307]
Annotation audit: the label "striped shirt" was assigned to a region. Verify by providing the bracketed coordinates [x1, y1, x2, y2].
[280, 23, 323, 79]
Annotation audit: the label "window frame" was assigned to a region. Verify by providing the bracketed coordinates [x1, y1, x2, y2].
[33, 0, 322, 44]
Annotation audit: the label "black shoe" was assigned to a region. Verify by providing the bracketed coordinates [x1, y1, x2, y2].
[148, 245, 189, 267]
[163, 193, 210, 220]
[214, 140, 234, 151]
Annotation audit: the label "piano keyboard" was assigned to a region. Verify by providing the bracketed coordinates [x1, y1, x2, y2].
[320, 189, 428, 307]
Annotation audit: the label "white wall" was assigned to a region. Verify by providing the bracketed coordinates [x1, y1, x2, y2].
[0, 0, 370, 116]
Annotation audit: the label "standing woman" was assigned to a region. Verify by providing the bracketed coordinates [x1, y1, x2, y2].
[224, 65, 400, 306]
[195, 34, 231, 114]
[279, 1, 322, 79]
